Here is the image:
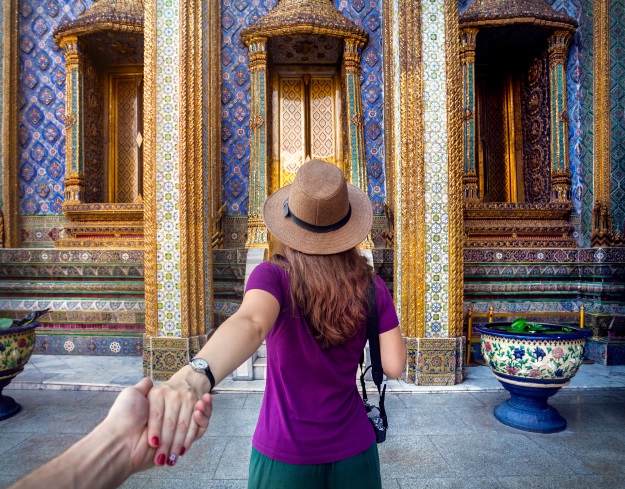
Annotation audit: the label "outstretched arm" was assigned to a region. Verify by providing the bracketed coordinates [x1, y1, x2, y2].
[380, 326, 407, 378]
[146, 288, 280, 467]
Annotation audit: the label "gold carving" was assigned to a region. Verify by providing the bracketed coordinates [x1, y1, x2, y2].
[547, 30, 573, 68]
[2, 0, 20, 247]
[143, 0, 157, 337]
[591, 0, 618, 246]
[396, 0, 425, 338]
[445, 0, 464, 338]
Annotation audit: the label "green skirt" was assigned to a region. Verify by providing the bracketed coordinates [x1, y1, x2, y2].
[248, 443, 381, 489]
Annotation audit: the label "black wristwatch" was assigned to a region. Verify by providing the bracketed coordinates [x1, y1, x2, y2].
[189, 358, 215, 392]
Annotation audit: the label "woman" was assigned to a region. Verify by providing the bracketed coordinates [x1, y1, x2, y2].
[146, 159, 406, 488]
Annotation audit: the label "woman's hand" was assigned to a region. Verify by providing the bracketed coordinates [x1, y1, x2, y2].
[146, 368, 213, 467]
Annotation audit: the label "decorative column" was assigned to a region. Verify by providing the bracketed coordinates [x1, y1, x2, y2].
[58, 36, 85, 204]
[245, 37, 269, 249]
[143, 0, 210, 380]
[393, 0, 464, 385]
[1, 0, 20, 247]
[547, 30, 572, 203]
[343, 38, 368, 192]
[591, 0, 617, 246]
[343, 37, 374, 249]
[460, 28, 479, 201]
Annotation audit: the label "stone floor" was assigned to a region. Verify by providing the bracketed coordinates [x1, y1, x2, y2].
[11, 355, 625, 393]
[2, 357, 625, 488]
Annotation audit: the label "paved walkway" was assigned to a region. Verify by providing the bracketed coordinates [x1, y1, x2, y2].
[2, 356, 625, 488]
[10, 355, 625, 392]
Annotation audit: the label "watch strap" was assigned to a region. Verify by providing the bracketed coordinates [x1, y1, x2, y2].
[204, 363, 215, 393]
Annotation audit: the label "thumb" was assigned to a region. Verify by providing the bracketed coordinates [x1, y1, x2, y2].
[133, 377, 154, 397]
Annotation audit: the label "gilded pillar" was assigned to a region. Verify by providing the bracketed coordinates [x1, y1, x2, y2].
[143, 0, 210, 380]
[343, 38, 368, 192]
[591, 0, 616, 246]
[460, 28, 479, 201]
[1, 0, 20, 247]
[393, 0, 464, 385]
[59, 36, 85, 204]
[547, 31, 572, 203]
[343, 37, 374, 249]
[245, 37, 269, 249]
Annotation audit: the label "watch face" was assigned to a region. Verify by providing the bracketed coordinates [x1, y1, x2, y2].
[191, 358, 208, 370]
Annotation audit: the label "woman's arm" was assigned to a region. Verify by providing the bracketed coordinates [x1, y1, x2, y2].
[146, 288, 280, 467]
[380, 326, 407, 378]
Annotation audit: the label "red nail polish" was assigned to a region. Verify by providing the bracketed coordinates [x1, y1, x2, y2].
[180, 447, 186, 456]
[152, 436, 160, 447]
[167, 454, 177, 466]
[156, 454, 166, 466]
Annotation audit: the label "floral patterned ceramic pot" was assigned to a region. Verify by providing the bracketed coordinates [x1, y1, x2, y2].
[0, 322, 40, 421]
[476, 322, 592, 433]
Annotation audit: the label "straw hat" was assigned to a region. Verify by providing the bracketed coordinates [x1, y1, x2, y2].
[263, 159, 373, 255]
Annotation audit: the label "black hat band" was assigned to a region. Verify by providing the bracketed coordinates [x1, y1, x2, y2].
[283, 198, 352, 234]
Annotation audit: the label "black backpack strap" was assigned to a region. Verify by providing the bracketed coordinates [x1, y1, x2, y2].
[366, 278, 383, 390]
[359, 277, 387, 427]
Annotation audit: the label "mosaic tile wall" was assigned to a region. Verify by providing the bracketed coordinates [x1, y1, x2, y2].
[458, 0, 588, 244]
[610, 0, 625, 236]
[18, 0, 93, 218]
[1, 0, 4, 212]
[220, 0, 387, 215]
[422, 0, 450, 338]
[579, 0, 594, 245]
[550, 0, 584, 225]
[154, 0, 182, 337]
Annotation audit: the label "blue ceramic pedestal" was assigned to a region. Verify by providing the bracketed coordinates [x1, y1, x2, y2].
[494, 382, 566, 434]
[0, 371, 22, 421]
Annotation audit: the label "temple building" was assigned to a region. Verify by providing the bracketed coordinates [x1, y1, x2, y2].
[0, 0, 624, 384]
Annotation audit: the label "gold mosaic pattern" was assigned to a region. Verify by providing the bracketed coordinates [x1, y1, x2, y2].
[310, 78, 335, 161]
[280, 78, 305, 186]
[593, 1, 611, 228]
[2, 0, 19, 247]
[143, 0, 157, 337]
[395, 0, 424, 339]
[445, 0, 464, 338]
[115, 78, 140, 203]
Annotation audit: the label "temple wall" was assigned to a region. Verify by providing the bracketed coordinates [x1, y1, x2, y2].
[610, 0, 625, 236]
[17, 0, 93, 246]
[1, 0, 5, 212]
[219, 0, 387, 217]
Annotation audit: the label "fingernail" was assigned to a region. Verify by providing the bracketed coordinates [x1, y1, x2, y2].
[180, 447, 186, 456]
[156, 454, 166, 466]
[167, 454, 177, 466]
[151, 436, 160, 447]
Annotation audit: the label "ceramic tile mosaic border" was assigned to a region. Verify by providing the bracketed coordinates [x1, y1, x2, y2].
[465, 300, 625, 316]
[35, 335, 143, 356]
[0, 299, 144, 312]
[19, 215, 67, 247]
[154, 0, 182, 337]
[422, 0, 450, 338]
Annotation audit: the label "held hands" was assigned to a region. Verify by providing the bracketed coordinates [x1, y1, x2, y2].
[146, 366, 213, 467]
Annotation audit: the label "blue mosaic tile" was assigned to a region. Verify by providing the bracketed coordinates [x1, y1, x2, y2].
[610, 0, 625, 236]
[18, 0, 94, 215]
[220, 0, 386, 215]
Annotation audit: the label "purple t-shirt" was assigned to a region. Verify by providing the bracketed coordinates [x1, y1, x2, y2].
[245, 261, 399, 465]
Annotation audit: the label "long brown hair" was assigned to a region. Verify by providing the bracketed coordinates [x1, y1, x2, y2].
[270, 246, 373, 348]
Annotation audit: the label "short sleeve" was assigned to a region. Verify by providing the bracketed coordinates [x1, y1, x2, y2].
[375, 275, 399, 334]
[244, 261, 286, 306]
